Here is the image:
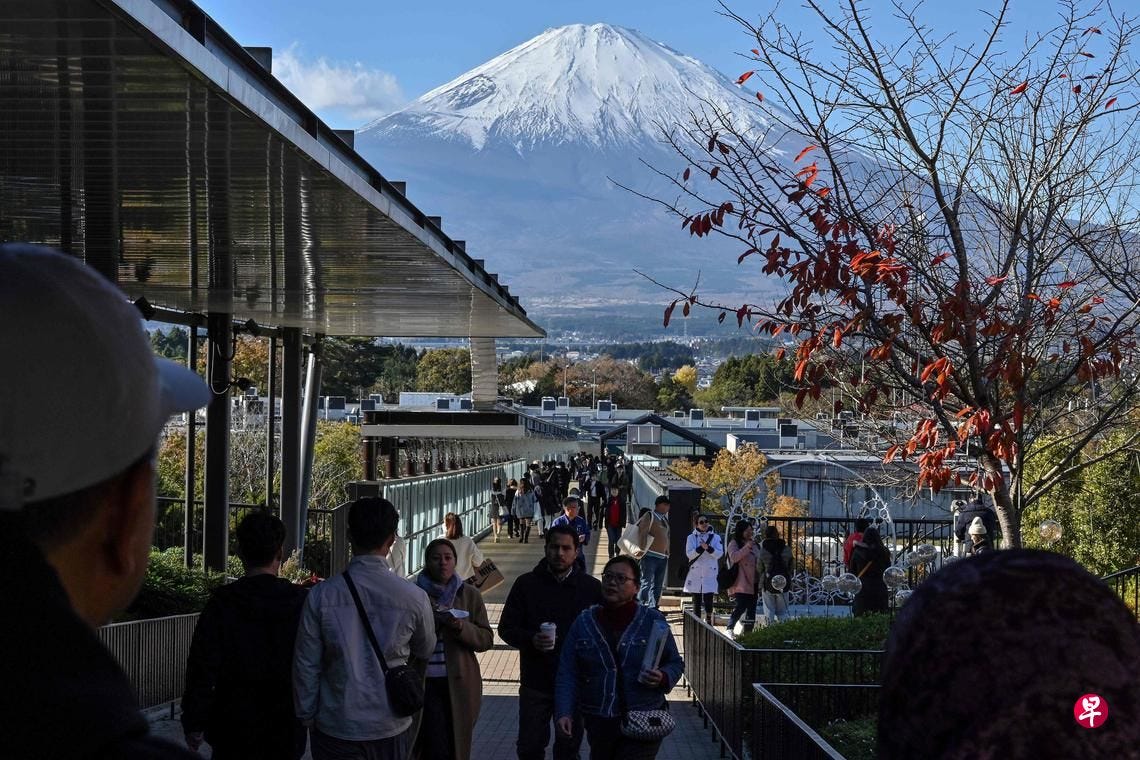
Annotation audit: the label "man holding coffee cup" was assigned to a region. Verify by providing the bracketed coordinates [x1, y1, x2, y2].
[499, 525, 603, 759]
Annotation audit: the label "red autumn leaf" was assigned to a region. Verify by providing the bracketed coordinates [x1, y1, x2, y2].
[1058, 280, 1077, 289]
[663, 301, 676, 327]
[751, 48, 760, 55]
[736, 70, 755, 86]
[884, 443, 901, 463]
[1059, 73, 1068, 79]
[1073, 85, 1082, 94]
[794, 145, 817, 163]
[717, 311, 726, 324]
[1026, 293, 1040, 301]
[1010, 81, 1029, 95]
[1086, 26, 1102, 34]
[932, 252, 952, 265]
[985, 275, 1009, 285]
[710, 166, 720, 180]
[1091, 296, 1105, 305]
[683, 167, 690, 181]
[818, 187, 830, 198]
[682, 301, 691, 317]
[832, 327, 842, 348]
[774, 347, 786, 361]
[755, 91, 764, 102]
[1105, 97, 1118, 109]
[1079, 51, 1095, 58]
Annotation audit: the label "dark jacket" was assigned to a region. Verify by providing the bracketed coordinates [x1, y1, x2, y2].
[954, 501, 999, 543]
[498, 560, 603, 693]
[0, 538, 197, 759]
[181, 573, 308, 758]
[848, 542, 891, 616]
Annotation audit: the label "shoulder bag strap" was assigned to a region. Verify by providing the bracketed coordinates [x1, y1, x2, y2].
[343, 568, 391, 675]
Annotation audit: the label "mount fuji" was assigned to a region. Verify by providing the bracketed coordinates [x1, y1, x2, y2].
[356, 23, 796, 316]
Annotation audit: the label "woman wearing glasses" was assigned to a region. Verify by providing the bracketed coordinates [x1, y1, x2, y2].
[553, 556, 685, 759]
[682, 514, 723, 625]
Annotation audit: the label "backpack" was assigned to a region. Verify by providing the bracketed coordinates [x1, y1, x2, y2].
[716, 555, 739, 592]
[762, 539, 789, 593]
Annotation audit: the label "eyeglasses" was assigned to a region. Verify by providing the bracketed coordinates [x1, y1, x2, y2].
[697, 520, 709, 525]
[602, 571, 635, 584]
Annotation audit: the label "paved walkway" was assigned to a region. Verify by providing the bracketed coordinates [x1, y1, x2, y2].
[148, 525, 719, 759]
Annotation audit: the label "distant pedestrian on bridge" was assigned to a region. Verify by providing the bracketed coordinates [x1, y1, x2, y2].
[0, 244, 209, 759]
[442, 512, 485, 582]
[499, 525, 603, 760]
[635, 495, 672, 609]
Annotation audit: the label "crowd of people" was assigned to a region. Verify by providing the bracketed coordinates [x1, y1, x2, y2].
[5, 245, 1135, 759]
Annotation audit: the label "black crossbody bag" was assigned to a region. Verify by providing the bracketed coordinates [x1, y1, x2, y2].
[343, 568, 425, 717]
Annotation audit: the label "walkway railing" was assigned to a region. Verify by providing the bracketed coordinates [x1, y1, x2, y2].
[325, 459, 527, 577]
[1103, 564, 1140, 620]
[750, 684, 846, 760]
[683, 611, 883, 759]
[98, 613, 199, 709]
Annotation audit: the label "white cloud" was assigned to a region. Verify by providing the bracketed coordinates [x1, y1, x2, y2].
[274, 45, 406, 125]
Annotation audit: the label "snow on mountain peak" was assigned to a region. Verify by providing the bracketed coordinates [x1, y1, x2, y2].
[360, 23, 763, 151]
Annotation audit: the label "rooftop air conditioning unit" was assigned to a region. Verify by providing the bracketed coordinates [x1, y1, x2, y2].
[317, 396, 326, 410]
[557, 396, 570, 407]
[597, 400, 614, 420]
[459, 398, 473, 410]
[435, 398, 451, 410]
[816, 411, 831, 421]
[541, 397, 557, 417]
[689, 409, 705, 427]
[327, 397, 346, 411]
[744, 409, 761, 429]
[672, 410, 686, 418]
[360, 399, 376, 412]
[244, 386, 259, 397]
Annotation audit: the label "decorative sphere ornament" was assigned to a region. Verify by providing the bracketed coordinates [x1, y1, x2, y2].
[821, 575, 840, 593]
[884, 566, 906, 588]
[1039, 519, 1063, 544]
[908, 550, 925, 567]
[916, 543, 937, 561]
[770, 574, 787, 592]
[895, 589, 913, 605]
[837, 572, 862, 595]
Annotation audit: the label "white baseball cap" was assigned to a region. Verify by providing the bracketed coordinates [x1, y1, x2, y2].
[0, 244, 211, 508]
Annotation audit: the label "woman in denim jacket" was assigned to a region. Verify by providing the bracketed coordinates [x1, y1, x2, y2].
[554, 556, 685, 759]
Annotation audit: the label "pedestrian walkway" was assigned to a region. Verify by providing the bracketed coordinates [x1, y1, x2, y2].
[145, 524, 718, 759]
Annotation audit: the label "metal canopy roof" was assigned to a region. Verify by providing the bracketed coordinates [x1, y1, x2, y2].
[0, 0, 543, 338]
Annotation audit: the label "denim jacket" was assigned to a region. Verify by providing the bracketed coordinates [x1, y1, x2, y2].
[554, 604, 684, 719]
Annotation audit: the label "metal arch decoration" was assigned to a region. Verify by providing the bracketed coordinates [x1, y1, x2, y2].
[718, 453, 898, 605]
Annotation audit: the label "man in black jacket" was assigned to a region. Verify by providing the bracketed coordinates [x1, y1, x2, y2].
[182, 511, 309, 758]
[0, 245, 209, 759]
[499, 525, 603, 760]
[954, 497, 999, 552]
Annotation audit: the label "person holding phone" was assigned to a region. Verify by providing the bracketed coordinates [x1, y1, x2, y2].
[683, 514, 724, 625]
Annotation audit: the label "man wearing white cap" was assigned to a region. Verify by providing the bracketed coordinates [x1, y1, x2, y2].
[966, 517, 993, 556]
[0, 244, 210, 758]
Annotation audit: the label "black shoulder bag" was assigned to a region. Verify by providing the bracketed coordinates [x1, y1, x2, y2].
[343, 568, 425, 717]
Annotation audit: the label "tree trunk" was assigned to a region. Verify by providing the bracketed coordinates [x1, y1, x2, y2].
[981, 452, 1021, 547]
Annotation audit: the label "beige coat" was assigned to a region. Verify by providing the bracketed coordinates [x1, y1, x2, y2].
[636, 510, 671, 556]
[414, 581, 493, 760]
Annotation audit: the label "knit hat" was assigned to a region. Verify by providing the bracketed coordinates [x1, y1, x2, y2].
[968, 516, 987, 536]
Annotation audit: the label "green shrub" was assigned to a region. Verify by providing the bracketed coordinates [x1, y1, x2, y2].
[737, 613, 891, 651]
[121, 548, 239, 620]
[818, 717, 877, 760]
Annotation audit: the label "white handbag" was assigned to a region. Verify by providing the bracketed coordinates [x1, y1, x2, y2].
[618, 520, 650, 559]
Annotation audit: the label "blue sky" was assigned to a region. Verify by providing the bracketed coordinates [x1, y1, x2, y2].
[196, 1, 1045, 128]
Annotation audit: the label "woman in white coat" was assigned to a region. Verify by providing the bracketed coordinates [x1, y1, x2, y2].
[683, 513, 724, 625]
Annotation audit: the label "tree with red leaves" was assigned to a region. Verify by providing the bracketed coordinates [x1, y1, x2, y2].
[638, 1, 1140, 546]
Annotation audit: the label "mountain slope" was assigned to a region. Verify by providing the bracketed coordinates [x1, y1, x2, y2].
[356, 24, 796, 311]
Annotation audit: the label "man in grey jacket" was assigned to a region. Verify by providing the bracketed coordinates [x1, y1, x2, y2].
[294, 497, 435, 759]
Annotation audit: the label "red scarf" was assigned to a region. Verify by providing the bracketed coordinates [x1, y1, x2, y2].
[596, 599, 638, 635]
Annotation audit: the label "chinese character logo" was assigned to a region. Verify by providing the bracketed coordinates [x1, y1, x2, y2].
[1073, 693, 1108, 729]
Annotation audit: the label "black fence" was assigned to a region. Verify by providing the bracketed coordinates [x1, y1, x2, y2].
[750, 684, 847, 760]
[683, 611, 884, 758]
[1103, 564, 1140, 621]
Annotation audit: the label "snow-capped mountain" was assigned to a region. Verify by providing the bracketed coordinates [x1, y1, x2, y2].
[356, 23, 789, 311]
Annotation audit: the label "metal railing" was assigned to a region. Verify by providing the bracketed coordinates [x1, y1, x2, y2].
[325, 460, 528, 577]
[98, 613, 200, 709]
[1103, 564, 1140, 621]
[750, 684, 847, 760]
[683, 611, 883, 759]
